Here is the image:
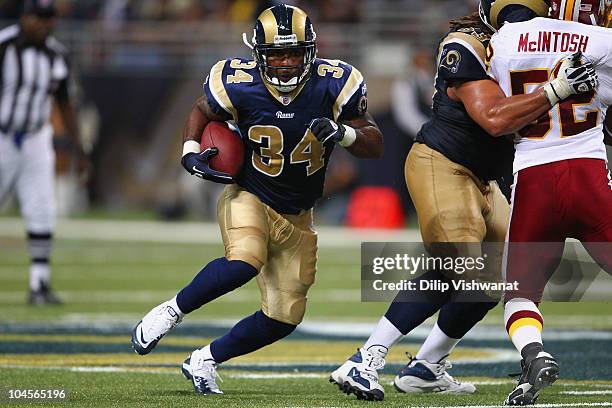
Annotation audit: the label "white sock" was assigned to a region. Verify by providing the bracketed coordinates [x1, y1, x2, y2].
[366, 344, 389, 359]
[363, 316, 403, 354]
[504, 298, 543, 353]
[415, 323, 460, 363]
[168, 295, 186, 318]
[510, 325, 543, 353]
[29, 263, 50, 291]
[200, 344, 215, 361]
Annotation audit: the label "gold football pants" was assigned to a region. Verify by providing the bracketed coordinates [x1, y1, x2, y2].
[406, 143, 509, 284]
[217, 184, 318, 325]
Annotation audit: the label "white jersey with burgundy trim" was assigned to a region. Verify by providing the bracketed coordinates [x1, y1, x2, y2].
[488, 17, 611, 173]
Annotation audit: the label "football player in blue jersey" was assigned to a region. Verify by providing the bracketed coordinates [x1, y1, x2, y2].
[330, 0, 599, 401]
[130, 4, 383, 395]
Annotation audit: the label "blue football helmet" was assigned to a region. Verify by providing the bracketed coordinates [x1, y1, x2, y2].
[479, 0, 551, 30]
[248, 4, 317, 93]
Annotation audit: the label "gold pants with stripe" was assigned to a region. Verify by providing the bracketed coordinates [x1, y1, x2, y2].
[405, 143, 509, 283]
[217, 184, 318, 325]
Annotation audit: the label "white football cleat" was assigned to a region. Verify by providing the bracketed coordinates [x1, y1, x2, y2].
[131, 301, 182, 355]
[394, 356, 476, 394]
[330, 346, 386, 401]
[182, 347, 223, 395]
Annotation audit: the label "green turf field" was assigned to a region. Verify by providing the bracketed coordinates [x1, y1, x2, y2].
[1, 219, 611, 407]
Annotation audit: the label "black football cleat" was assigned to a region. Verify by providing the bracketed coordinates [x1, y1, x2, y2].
[505, 352, 559, 406]
[28, 282, 62, 305]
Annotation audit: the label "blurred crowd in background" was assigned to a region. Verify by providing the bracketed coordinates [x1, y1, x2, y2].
[1, 0, 477, 23]
[0, 0, 492, 228]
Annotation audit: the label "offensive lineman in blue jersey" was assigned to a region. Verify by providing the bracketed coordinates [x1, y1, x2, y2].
[330, 0, 599, 402]
[130, 4, 383, 395]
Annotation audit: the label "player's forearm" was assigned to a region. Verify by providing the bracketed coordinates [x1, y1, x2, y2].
[341, 113, 384, 159]
[345, 125, 384, 158]
[182, 101, 210, 144]
[454, 79, 552, 138]
[183, 96, 230, 146]
[483, 90, 551, 137]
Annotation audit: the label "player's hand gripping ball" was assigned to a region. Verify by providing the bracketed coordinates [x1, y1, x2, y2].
[181, 122, 244, 184]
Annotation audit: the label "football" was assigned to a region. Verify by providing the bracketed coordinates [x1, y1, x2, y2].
[200, 121, 244, 177]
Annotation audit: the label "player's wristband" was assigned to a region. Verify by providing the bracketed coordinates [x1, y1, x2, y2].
[182, 140, 200, 157]
[543, 82, 562, 106]
[339, 125, 357, 147]
[543, 77, 573, 107]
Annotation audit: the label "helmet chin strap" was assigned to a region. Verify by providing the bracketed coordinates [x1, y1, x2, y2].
[265, 74, 299, 93]
[265, 63, 311, 93]
[589, 13, 597, 25]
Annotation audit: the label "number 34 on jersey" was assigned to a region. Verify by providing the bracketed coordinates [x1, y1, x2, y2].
[203, 56, 367, 213]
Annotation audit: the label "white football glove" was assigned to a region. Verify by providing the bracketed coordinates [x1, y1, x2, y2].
[544, 51, 599, 106]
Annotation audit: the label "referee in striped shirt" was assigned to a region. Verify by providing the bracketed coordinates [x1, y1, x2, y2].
[0, 0, 88, 305]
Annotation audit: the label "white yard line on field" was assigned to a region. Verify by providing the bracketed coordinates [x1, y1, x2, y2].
[0, 289, 361, 304]
[2, 317, 611, 342]
[0, 217, 421, 248]
[561, 391, 612, 395]
[3, 363, 612, 402]
[0, 364, 327, 378]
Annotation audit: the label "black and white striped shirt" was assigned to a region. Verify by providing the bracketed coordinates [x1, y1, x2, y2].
[0, 24, 69, 135]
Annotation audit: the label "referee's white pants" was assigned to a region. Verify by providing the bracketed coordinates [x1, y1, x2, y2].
[0, 124, 55, 233]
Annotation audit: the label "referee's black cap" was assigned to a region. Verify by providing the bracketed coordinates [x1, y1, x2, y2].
[23, 0, 57, 17]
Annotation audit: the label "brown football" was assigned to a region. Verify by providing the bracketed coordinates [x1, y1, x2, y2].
[200, 121, 244, 177]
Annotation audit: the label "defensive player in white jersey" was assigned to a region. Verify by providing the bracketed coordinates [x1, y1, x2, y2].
[487, 0, 612, 405]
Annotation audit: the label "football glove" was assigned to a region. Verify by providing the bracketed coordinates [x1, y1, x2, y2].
[544, 51, 598, 106]
[181, 148, 233, 184]
[309, 118, 346, 144]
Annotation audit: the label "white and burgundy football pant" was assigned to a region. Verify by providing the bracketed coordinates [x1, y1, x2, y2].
[503, 158, 612, 354]
[504, 158, 612, 303]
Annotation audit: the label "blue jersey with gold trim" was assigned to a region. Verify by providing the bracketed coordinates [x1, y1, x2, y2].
[204, 57, 366, 214]
[416, 27, 514, 181]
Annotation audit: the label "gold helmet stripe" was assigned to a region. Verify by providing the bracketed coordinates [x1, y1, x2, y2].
[490, 0, 550, 28]
[290, 6, 308, 42]
[258, 8, 279, 43]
